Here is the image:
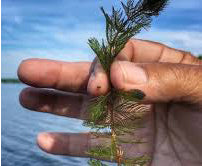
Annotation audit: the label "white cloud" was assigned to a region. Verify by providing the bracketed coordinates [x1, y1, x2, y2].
[137, 28, 202, 55]
[3, 27, 202, 78]
[53, 24, 105, 47]
[2, 49, 92, 62]
[29, 23, 202, 55]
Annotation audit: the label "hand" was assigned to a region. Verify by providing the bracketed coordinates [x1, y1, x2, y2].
[18, 39, 202, 166]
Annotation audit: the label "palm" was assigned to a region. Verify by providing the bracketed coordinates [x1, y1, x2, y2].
[151, 103, 202, 166]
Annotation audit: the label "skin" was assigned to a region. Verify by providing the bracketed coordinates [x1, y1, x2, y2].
[18, 39, 202, 166]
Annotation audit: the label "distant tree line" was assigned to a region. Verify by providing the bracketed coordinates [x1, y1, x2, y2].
[1, 78, 21, 84]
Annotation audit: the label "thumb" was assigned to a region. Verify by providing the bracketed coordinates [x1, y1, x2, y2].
[110, 61, 202, 104]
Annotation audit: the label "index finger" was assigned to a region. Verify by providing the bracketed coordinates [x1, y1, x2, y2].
[18, 58, 92, 93]
[118, 39, 200, 64]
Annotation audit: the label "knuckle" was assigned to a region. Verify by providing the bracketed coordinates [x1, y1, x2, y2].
[110, 62, 126, 90]
[180, 51, 201, 65]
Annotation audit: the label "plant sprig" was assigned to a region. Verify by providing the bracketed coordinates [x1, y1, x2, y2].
[85, 0, 169, 165]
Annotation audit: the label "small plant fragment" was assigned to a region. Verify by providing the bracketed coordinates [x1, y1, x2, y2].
[85, 0, 169, 165]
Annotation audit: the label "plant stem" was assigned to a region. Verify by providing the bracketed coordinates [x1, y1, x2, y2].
[108, 92, 123, 165]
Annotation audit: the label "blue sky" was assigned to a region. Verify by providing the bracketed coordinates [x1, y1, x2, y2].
[2, 0, 202, 78]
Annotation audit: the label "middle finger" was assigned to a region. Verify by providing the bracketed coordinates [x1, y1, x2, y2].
[20, 87, 89, 120]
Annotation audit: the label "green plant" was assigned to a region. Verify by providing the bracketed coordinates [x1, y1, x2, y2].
[85, 0, 169, 165]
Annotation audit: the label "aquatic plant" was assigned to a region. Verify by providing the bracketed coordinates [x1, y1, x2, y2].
[85, 0, 169, 165]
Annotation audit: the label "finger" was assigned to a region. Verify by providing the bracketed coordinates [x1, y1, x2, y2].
[37, 131, 152, 160]
[19, 87, 89, 120]
[37, 132, 110, 157]
[87, 41, 136, 97]
[87, 58, 110, 96]
[18, 59, 92, 93]
[111, 61, 202, 104]
[87, 39, 201, 96]
[118, 39, 202, 65]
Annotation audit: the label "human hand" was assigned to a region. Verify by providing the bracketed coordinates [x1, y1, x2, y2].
[18, 39, 202, 165]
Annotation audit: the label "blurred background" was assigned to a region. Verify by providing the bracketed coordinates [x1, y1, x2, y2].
[2, 0, 202, 165]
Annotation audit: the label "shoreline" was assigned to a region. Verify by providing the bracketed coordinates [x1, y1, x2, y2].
[1, 78, 21, 84]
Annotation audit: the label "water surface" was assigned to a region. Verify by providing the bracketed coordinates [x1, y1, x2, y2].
[2, 84, 107, 166]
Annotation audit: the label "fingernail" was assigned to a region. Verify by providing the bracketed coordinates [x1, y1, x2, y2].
[119, 62, 148, 84]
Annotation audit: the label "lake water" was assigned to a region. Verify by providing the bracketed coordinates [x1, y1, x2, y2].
[2, 84, 114, 166]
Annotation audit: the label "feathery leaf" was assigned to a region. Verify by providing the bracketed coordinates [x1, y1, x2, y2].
[87, 0, 169, 165]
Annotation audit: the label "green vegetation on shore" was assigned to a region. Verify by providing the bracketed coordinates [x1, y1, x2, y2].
[1, 78, 21, 84]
